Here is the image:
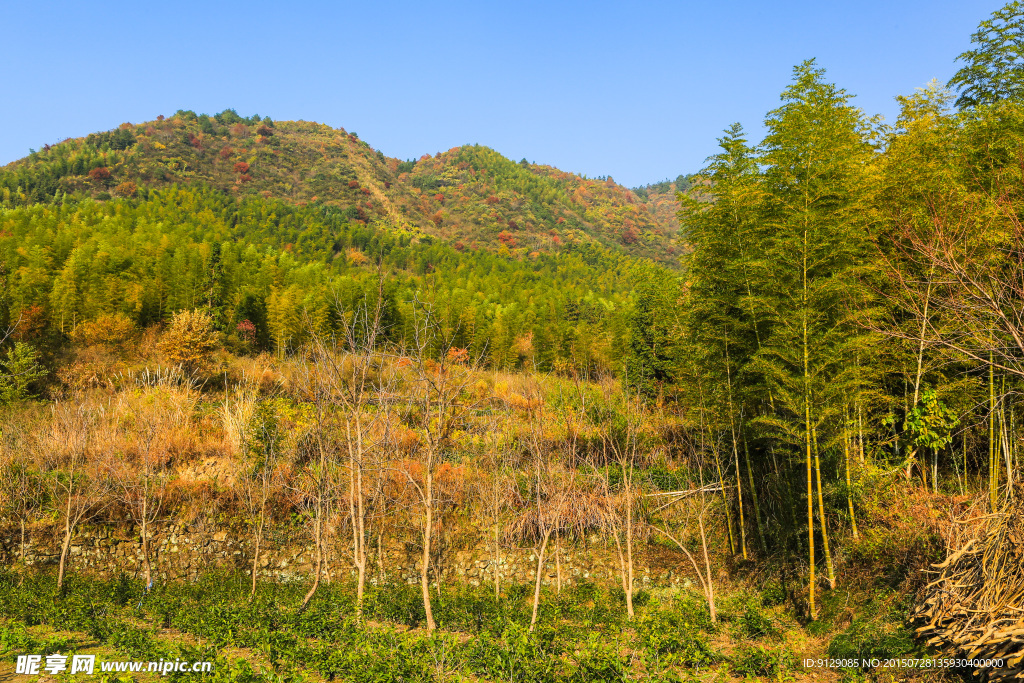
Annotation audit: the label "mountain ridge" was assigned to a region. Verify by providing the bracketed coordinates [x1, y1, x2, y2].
[1, 110, 686, 266]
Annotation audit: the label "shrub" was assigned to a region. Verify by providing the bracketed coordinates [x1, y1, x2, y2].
[760, 580, 787, 607]
[637, 608, 717, 668]
[114, 181, 137, 198]
[732, 644, 798, 678]
[828, 615, 918, 662]
[735, 595, 779, 639]
[157, 309, 219, 375]
[71, 313, 137, 352]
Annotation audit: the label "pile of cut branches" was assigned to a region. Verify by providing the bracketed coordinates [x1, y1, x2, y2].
[912, 491, 1024, 681]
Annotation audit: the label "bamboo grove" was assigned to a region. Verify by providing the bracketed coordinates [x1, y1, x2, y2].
[634, 43, 1024, 617]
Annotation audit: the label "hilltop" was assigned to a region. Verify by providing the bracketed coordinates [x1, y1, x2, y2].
[0, 110, 685, 265]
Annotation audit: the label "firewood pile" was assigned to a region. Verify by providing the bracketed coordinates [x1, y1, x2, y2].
[911, 492, 1024, 681]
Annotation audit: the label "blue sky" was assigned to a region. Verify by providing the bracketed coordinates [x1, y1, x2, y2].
[0, 0, 1003, 187]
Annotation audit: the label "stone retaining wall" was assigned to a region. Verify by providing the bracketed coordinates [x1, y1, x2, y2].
[0, 520, 691, 589]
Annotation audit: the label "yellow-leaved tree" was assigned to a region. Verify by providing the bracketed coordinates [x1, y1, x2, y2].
[158, 309, 219, 375]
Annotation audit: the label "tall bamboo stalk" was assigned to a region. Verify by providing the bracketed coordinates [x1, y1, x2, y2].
[724, 344, 746, 560]
[811, 425, 835, 589]
[844, 412, 859, 540]
[743, 434, 766, 552]
[803, 226, 816, 619]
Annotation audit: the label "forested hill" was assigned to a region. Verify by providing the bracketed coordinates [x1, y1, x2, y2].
[0, 111, 684, 265]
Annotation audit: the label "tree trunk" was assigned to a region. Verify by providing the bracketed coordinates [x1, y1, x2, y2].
[910, 274, 934, 480]
[140, 496, 153, 590]
[805, 407, 815, 620]
[57, 523, 72, 592]
[554, 526, 562, 595]
[301, 506, 323, 610]
[698, 507, 716, 624]
[624, 481, 635, 619]
[987, 360, 995, 509]
[421, 470, 436, 631]
[493, 524, 501, 601]
[347, 418, 368, 619]
[857, 401, 866, 465]
[250, 505, 265, 600]
[803, 261, 816, 620]
[57, 493, 74, 592]
[529, 527, 552, 632]
[19, 517, 27, 585]
[141, 522, 152, 590]
[724, 346, 747, 560]
[733, 438, 747, 560]
[844, 424, 859, 540]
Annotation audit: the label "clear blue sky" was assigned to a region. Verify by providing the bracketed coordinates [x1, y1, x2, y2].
[0, 0, 1003, 188]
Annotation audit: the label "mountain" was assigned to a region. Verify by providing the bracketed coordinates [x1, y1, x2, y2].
[0, 110, 684, 265]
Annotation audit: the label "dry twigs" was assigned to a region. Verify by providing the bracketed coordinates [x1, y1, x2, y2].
[912, 489, 1024, 680]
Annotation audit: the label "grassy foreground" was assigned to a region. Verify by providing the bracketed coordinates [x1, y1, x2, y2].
[0, 568, 937, 683]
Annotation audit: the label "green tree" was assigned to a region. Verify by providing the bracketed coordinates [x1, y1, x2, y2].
[905, 389, 959, 493]
[752, 60, 878, 618]
[948, 2, 1024, 108]
[0, 342, 45, 405]
[624, 263, 681, 398]
[679, 123, 768, 559]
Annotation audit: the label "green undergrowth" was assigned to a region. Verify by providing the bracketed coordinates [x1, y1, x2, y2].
[0, 569, 820, 682]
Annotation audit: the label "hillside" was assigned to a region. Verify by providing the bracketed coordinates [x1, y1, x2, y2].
[0, 110, 685, 265]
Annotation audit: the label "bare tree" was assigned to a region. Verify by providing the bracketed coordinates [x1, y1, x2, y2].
[651, 483, 721, 625]
[0, 415, 45, 582]
[44, 401, 111, 591]
[293, 377, 341, 611]
[106, 386, 187, 590]
[514, 378, 562, 631]
[476, 413, 514, 601]
[592, 378, 646, 621]
[399, 299, 479, 631]
[230, 378, 284, 600]
[309, 277, 393, 619]
[650, 410, 724, 624]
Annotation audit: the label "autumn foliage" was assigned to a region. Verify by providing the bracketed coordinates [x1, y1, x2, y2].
[114, 181, 137, 198]
[157, 309, 219, 375]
